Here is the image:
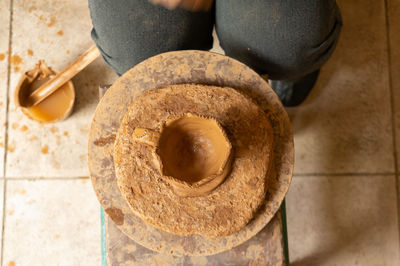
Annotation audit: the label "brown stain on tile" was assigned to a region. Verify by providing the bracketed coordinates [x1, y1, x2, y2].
[105, 208, 124, 225]
[81, 179, 88, 184]
[41, 145, 48, 154]
[10, 55, 22, 65]
[57, 30, 63, 36]
[94, 134, 116, 147]
[47, 17, 56, 27]
[52, 159, 61, 169]
[11, 123, 18, 130]
[7, 209, 14, 216]
[79, 154, 86, 162]
[20, 125, 28, 131]
[27, 199, 36, 205]
[80, 127, 89, 134]
[0, 53, 5, 61]
[28, 6, 37, 13]
[27, 49, 34, 56]
[50, 126, 58, 133]
[7, 261, 15, 266]
[55, 234, 60, 239]
[0, 102, 3, 107]
[66, 49, 70, 54]
[56, 135, 61, 145]
[63, 131, 69, 136]
[14, 66, 20, 72]
[0, 142, 3, 147]
[20, 189, 26, 195]
[7, 141, 16, 152]
[75, 140, 80, 144]
[29, 136, 38, 142]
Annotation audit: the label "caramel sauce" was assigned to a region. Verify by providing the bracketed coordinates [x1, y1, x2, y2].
[15, 61, 74, 123]
[10, 54, 22, 65]
[22, 75, 74, 123]
[158, 115, 231, 183]
[41, 144, 49, 154]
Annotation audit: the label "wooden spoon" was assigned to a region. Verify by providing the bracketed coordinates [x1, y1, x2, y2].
[21, 44, 100, 107]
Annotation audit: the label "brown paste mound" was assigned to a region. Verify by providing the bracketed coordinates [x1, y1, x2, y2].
[114, 84, 274, 237]
[157, 114, 231, 184]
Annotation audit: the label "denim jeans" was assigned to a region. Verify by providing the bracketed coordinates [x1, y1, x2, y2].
[88, 0, 342, 80]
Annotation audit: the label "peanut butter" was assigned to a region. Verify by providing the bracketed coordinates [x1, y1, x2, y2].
[158, 114, 231, 184]
[15, 61, 75, 123]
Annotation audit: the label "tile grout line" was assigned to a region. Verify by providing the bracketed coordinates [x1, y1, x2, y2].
[294, 172, 395, 177]
[1, 0, 13, 264]
[1, 173, 398, 180]
[384, 0, 400, 259]
[4, 176, 90, 180]
[1, 180, 7, 265]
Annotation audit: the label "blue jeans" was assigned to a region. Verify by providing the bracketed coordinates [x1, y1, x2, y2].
[89, 0, 342, 80]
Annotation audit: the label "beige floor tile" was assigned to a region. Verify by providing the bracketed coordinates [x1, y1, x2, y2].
[3, 179, 100, 265]
[210, 28, 225, 55]
[0, 180, 4, 254]
[6, 0, 118, 177]
[0, 0, 10, 176]
[388, 1, 400, 170]
[288, 0, 394, 174]
[286, 175, 399, 266]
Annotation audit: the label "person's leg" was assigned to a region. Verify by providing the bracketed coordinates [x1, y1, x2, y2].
[89, 0, 215, 75]
[215, 0, 342, 106]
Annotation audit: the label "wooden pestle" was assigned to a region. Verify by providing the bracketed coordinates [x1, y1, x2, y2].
[24, 44, 100, 107]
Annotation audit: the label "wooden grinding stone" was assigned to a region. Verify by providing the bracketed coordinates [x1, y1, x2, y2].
[115, 84, 274, 237]
[88, 51, 294, 256]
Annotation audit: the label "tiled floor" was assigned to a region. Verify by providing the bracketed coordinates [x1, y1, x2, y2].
[0, 0, 10, 179]
[1, 0, 117, 265]
[0, 0, 399, 265]
[3, 179, 100, 266]
[289, 0, 394, 175]
[6, 0, 118, 177]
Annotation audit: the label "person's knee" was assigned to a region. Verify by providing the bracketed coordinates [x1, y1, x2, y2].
[264, 37, 338, 80]
[217, 30, 340, 81]
[216, 0, 342, 80]
[93, 29, 214, 76]
[273, 21, 342, 80]
[89, 0, 214, 75]
[263, 44, 316, 80]
[91, 29, 159, 76]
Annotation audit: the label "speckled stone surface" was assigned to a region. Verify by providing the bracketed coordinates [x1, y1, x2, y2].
[89, 51, 294, 256]
[105, 208, 285, 265]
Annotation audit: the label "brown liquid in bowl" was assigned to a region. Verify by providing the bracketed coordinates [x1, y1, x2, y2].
[157, 116, 230, 183]
[24, 76, 74, 122]
[15, 61, 75, 123]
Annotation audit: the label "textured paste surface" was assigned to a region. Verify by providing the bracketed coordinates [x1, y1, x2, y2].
[114, 84, 273, 237]
[89, 50, 294, 256]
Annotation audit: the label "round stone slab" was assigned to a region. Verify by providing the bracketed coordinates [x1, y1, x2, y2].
[88, 50, 294, 256]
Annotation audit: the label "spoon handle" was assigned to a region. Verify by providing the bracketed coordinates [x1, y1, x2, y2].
[26, 44, 100, 107]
